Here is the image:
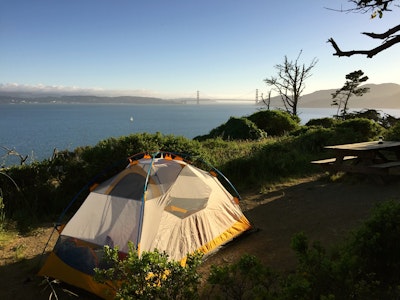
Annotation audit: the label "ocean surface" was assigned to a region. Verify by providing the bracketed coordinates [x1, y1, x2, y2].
[1, 103, 399, 166]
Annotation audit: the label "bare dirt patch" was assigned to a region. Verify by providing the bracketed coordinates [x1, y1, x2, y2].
[1, 174, 399, 299]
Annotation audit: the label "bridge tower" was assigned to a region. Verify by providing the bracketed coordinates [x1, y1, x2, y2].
[255, 89, 259, 104]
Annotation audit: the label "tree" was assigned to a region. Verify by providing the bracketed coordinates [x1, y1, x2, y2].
[260, 90, 272, 110]
[331, 70, 370, 118]
[264, 51, 318, 116]
[327, 0, 400, 58]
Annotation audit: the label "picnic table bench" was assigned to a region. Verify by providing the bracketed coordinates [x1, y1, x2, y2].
[311, 140, 400, 177]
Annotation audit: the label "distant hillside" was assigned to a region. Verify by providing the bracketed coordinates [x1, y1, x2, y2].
[298, 83, 400, 109]
[0, 94, 178, 105]
[1, 83, 399, 108]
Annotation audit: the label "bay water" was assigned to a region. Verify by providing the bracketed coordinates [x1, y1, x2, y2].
[1, 103, 399, 165]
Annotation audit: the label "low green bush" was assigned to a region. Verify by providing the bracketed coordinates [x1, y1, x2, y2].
[247, 110, 300, 136]
[281, 200, 400, 300]
[206, 254, 279, 299]
[218, 137, 316, 190]
[334, 118, 384, 143]
[94, 243, 203, 300]
[346, 109, 400, 129]
[305, 117, 338, 128]
[342, 200, 400, 298]
[385, 122, 400, 140]
[198, 200, 398, 299]
[194, 117, 265, 141]
[293, 127, 336, 153]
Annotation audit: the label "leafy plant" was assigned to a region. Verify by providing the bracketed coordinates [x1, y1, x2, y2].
[385, 122, 400, 140]
[247, 109, 300, 136]
[195, 117, 265, 141]
[206, 254, 279, 300]
[0, 171, 20, 231]
[0, 194, 5, 232]
[334, 118, 384, 143]
[94, 242, 203, 300]
[284, 232, 338, 299]
[282, 200, 400, 300]
[342, 200, 400, 298]
[305, 117, 338, 128]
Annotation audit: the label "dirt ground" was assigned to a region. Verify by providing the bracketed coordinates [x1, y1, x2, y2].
[1, 173, 399, 299]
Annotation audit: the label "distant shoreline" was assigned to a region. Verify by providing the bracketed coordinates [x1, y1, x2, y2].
[1, 101, 399, 110]
[1, 81, 400, 109]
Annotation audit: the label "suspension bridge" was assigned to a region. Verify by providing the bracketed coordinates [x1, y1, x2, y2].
[179, 89, 265, 104]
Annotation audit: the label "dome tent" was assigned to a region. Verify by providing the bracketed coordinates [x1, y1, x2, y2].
[38, 151, 252, 299]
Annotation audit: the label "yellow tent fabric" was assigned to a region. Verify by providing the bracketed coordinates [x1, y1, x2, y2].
[38, 153, 251, 299]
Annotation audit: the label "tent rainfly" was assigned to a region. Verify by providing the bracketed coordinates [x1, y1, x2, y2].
[38, 152, 252, 299]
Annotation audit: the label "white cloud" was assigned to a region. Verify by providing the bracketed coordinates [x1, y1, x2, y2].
[0, 83, 249, 99]
[0, 83, 165, 98]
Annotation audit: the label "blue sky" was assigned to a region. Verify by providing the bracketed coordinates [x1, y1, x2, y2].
[1, 0, 399, 99]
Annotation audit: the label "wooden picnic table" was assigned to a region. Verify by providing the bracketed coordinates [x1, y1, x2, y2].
[312, 140, 400, 176]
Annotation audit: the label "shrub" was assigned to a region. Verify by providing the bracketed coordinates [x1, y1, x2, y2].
[195, 117, 265, 141]
[385, 122, 400, 141]
[305, 117, 338, 128]
[283, 232, 338, 300]
[282, 200, 400, 300]
[333, 118, 384, 143]
[206, 254, 279, 299]
[342, 200, 400, 299]
[247, 110, 300, 136]
[94, 243, 203, 300]
[346, 109, 400, 129]
[219, 137, 316, 190]
[199, 138, 263, 167]
[293, 127, 336, 153]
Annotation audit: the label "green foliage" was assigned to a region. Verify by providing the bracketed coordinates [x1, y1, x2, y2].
[343, 200, 400, 298]
[298, 118, 384, 154]
[195, 117, 265, 141]
[94, 243, 203, 300]
[199, 138, 263, 167]
[0, 194, 5, 232]
[385, 122, 400, 140]
[334, 118, 384, 143]
[80, 132, 206, 172]
[247, 110, 300, 136]
[281, 200, 400, 300]
[305, 117, 338, 128]
[207, 254, 279, 300]
[203, 201, 400, 299]
[0, 171, 20, 231]
[219, 138, 316, 190]
[0, 118, 392, 228]
[0, 133, 205, 228]
[292, 127, 336, 153]
[284, 233, 338, 299]
[346, 109, 400, 129]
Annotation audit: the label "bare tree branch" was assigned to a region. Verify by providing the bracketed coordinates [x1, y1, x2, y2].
[362, 24, 400, 38]
[328, 32, 400, 58]
[1, 146, 28, 165]
[348, 0, 394, 12]
[327, 0, 400, 57]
